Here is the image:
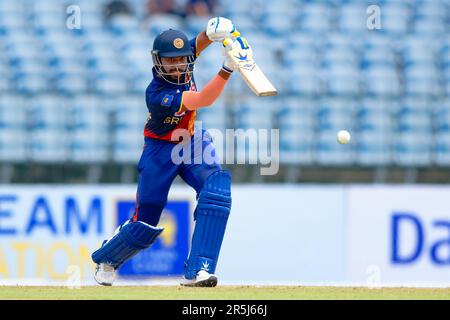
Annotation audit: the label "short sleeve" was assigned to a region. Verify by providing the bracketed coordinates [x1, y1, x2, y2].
[190, 37, 199, 58]
[146, 87, 184, 117]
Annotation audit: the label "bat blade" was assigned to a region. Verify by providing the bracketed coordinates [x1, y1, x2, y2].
[239, 63, 278, 97]
[225, 42, 277, 97]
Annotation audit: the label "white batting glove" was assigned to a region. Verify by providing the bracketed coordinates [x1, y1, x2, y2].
[221, 36, 252, 73]
[222, 52, 235, 73]
[206, 17, 240, 42]
[222, 37, 236, 73]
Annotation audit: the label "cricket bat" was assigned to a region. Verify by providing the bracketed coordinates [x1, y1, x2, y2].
[223, 37, 277, 97]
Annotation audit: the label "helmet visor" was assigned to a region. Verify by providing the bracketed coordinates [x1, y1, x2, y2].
[152, 53, 195, 85]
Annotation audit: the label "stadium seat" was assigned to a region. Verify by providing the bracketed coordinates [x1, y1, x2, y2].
[434, 100, 450, 165]
[393, 133, 432, 167]
[164, 14, 192, 34]
[0, 0, 446, 170]
[71, 129, 109, 163]
[299, 3, 331, 34]
[55, 73, 89, 95]
[381, 2, 411, 35]
[113, 128, 144, 163]
[0, 1, 24, 13]
[413, 0, 447, 35]
[0, 95, 27, 130]
[278, 97, 315, 165]
[363, 67, 400, 97]
[280, 125, 314, 165]
[262, 13, 295, 36]
[285, 64, 321, 96]
[0, 129, 27, 162]
[0, 12, 27, 29]
[14, 73, 48, 95]
[356, 98, 394, 166]
[94, 74, 128, 95]
[30, 129, 69, 162]
[316, 132, 355, 166]
[109, 15, 141, 36]
[0, 94, 27, 161]
[111, 94, 146, 163]
[338, 3, 368, 34]
[68, 94, 111, 162]
[288, 32, 319, 52]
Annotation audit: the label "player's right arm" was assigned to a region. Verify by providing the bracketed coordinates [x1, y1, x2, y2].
[180, 39, 245, 112]
[180, 68, 232, 112]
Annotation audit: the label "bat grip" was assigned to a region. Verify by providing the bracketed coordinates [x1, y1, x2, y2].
[222, 37, 232, 48]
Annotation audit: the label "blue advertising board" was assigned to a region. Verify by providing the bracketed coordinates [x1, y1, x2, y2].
[116, 200, 191, 277]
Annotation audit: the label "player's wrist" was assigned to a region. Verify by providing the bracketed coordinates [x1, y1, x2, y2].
[219, 68, 232, 80]
[221, 64, 234, 74]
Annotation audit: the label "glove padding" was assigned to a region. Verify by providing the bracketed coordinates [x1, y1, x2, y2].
[206, 17, 239, 42]
[222, 51, 235, 73]
[222, 36, 253, 73]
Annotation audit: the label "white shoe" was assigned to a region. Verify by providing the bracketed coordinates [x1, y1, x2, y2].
[180, 270, 218, 287]
[94, 263, 116, 286]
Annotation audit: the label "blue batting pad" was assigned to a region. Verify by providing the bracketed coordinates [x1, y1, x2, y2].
[184, 170, 232, 279]
[92, 221, 164, 269]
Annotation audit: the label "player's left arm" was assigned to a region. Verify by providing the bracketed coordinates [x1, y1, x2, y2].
[192, 31, 213, 58]
[192, 17, 240, 57]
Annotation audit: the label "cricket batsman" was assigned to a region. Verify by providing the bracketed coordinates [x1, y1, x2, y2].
[91, 17, 248, 287]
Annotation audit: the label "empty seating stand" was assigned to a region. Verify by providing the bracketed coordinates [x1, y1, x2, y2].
[0, 0, 448, 169]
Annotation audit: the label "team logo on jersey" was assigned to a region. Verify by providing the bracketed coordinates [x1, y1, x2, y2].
[161, 94, 174, 107]
[173, 38, 184, 49]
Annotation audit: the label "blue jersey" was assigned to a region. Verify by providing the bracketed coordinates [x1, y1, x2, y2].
[144, 37, 199, 142]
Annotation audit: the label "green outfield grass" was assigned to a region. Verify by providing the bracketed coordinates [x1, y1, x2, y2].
[1, 286, 450, 300]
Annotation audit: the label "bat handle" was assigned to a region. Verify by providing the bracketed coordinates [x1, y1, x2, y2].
[231, 29, 241, 38]
[222, 37, 232, 48]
